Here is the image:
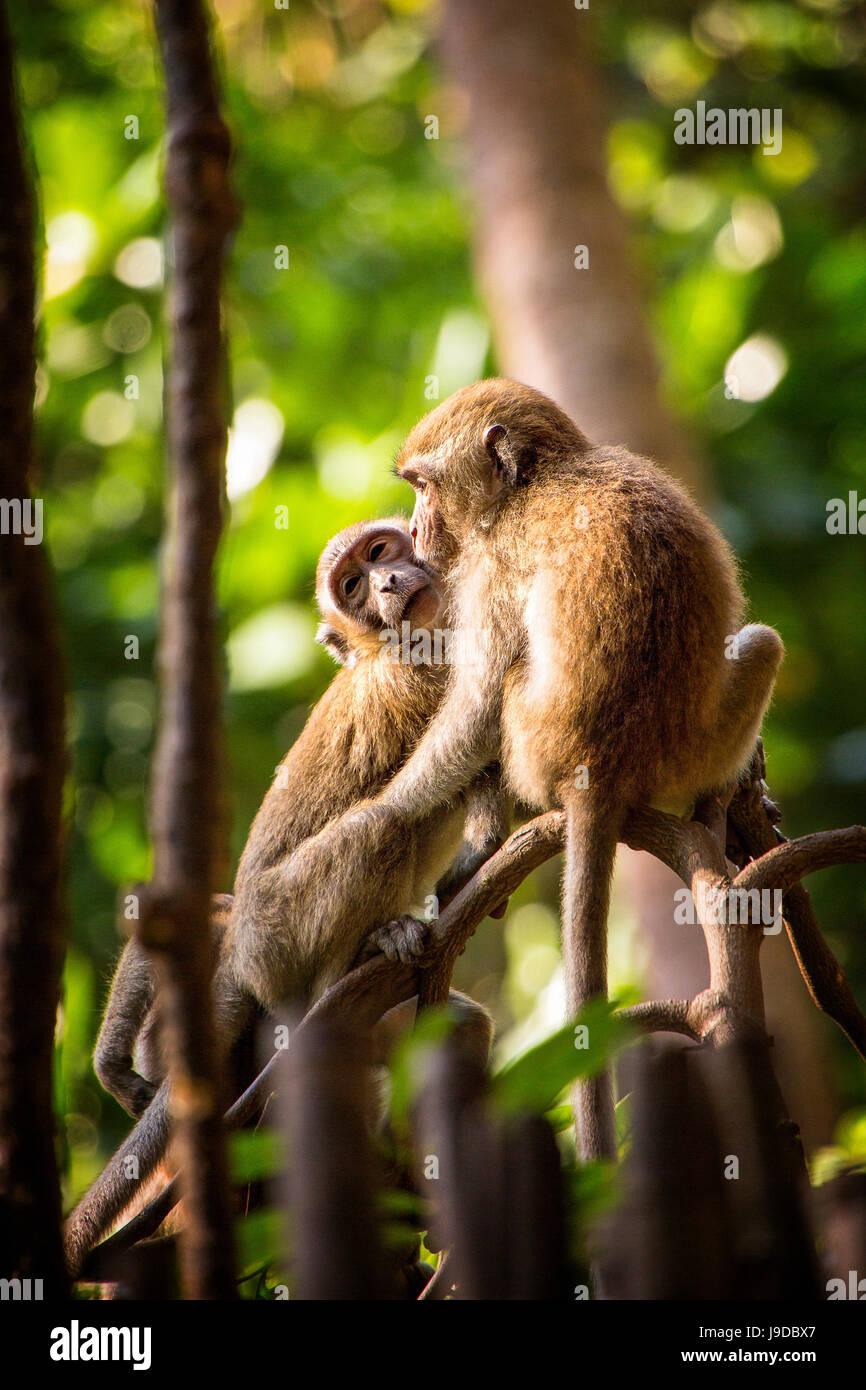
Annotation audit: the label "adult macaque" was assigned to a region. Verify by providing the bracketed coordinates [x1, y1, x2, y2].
[373, 379, 784, 1162]
[69, 518, 497, 1274]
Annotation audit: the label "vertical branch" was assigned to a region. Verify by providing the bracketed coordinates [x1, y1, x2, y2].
[142, 0, 239, 1300]
[0, 2, 67, 1290]
[278, 1016, 389, 1300]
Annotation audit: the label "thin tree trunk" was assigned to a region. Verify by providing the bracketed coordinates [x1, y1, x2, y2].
[140, 0, 239, 1299]
[438, 0, 698, 487]
[0, 1, 67, 1291]
[436, 0, 834, 1150]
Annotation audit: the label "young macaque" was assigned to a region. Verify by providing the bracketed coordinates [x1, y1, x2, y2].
[369, 379, 784, 1162]
[69, 518, 498, 1274]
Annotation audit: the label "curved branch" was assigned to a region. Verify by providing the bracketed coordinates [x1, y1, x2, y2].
[82, 796, 866, 1275]
[728, 775, 866, 1063]
[617, 1000, 700, 1042]
[622, 805, 727, 884]
[733, 826, 866, 895]
[79, 811, 569, 1272]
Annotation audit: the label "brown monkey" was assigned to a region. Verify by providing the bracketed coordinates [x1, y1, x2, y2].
[369, 379, 783, 1163]
[68, 519, 497, 1273]
[94, 518, 503, 1116]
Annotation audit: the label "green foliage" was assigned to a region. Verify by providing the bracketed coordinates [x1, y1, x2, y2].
[15, 0, 865, 1188]
[235, 1208, 286, 1285]
[229, 1128, 285, 1186]
[810, 1104, 866, 1185]
[491, 999, 634, 1117]
[386, 1003, 457, 1130]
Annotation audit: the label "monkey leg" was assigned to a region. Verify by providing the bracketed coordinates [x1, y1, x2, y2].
[65, 965, 256, 1278]
[442, 988, 494, 1066]
[93, 940, 160, 1119]
[372, 988, 493, 1069]
[94, 900, 234, 1118]
[561, 787, 619, 1164]
[711, 624, 784, 786]
[373, 988, 494, 1258]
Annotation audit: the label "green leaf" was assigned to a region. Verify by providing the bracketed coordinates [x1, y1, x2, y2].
[546, 1103, 574, 1133]
[566, 1157, 619, 1226]
[491, 998, 634, 1117]
[236, 1207, 285, 1275]
[378, 1187, 424, 1221]
[230, 1127, 284, 1184]
[387, 1004, 456, 1129]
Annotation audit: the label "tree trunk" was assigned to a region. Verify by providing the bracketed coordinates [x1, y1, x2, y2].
[140, 0, 239, 1299]
[0, 1, 68, 1291]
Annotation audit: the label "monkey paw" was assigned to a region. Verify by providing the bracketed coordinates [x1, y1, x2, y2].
[363, 915, 428, 966]
[111, 1073, 158, 1119]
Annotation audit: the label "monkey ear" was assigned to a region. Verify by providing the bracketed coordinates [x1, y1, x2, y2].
[484, 423, 535, 490]
[316, 622, 354, 667]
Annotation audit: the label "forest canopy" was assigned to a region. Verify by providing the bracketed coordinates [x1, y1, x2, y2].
[12, 0, 866, 1204]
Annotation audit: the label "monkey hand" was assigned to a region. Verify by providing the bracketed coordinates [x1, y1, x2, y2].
[115, 1073, 159, 1119]
[361, 915, 428, 966]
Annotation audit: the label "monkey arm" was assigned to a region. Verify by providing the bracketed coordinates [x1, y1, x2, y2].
[66, 956, 256, 1278]
[435, 763, 513, 917]
[362, 770, 515, 974]
[69, 799, 459, 1272]
[67, 814, 431, 1274]
[376, 648, 507, 817]
[230, 801, 433, 1010]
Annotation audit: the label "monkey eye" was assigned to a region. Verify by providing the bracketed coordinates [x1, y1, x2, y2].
[415, 478, 428, 494]
[368, 541, 386, 561]
[342, 574, 360, 598]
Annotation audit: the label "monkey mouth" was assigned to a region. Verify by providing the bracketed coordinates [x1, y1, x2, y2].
[401, 583, 429, 617]
[401, 579, 442, 625]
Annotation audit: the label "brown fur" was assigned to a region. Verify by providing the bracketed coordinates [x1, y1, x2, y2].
[379, 379, 784, 1160]
[72, 519, 495, 1276]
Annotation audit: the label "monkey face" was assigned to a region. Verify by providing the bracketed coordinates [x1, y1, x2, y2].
[316, 520, 444, 664]
[396, 379, 588, 570]
[406, 477, 454, 570]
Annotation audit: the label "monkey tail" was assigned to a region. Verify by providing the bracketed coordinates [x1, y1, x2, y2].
[560, 785, 621, 1164]
[64, 1080, 172, 1280]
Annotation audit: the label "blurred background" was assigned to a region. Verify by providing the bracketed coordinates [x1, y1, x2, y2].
[13, 0, 866, 1204]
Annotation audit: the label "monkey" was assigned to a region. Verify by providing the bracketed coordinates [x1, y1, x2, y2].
[93, 519, 503, 1118]
[67, 518, 499, 1274]
[361, 378, 784, 1164]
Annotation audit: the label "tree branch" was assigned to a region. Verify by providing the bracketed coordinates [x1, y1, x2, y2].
[733, 827, 866, 895]
[81, 769, 866, 1273]
[728, 767, 866, 1062]
[0, 1, 68, 1291]
[136, 0, 240, 1300]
